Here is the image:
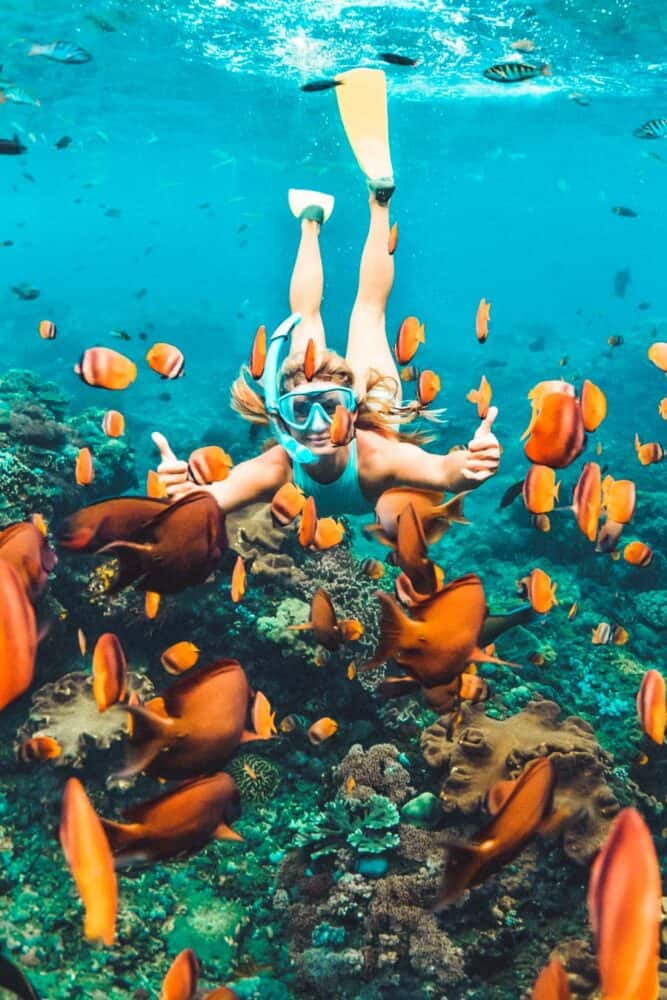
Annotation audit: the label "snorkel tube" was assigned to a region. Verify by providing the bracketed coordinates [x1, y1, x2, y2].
[264, 312, 317, 465]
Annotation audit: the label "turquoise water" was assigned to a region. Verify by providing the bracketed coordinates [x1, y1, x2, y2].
[0, 1, 665, 997]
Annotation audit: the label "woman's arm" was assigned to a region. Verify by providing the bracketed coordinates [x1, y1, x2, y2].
[367, 407, 500, 494]
[152, 432, 289, 511]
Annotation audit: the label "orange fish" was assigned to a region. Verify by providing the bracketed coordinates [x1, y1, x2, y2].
[307, 717, 338, 745]
[304, 338, 317, 380]
[434, 758, 556, 908]
[201, 990, 239, 1000]
[146, 342, 185, 379]
[249, 324, 267, 379]
[531, 959, 571, 999]
[529, 652, 546, 667]
[230, 555, 246, 603]
[417, 370, 441, 406]
[532, 513, 551, 532]
[347, 661, 357, 680]
[145, 590, 161, 619]
[567, 601, 578, 620]
[75, 447, 94, 486]
[579, 379, 607, 432]
[160, 949, 199, 1000]
[146, 469, 168, 499]
[101, 773, 242, 865]
[572, 462, 601, 542]
[601, 476, 635, 524]
[658, 398, 667, 420]
[75, 347, 137, 390]
[279, 714, 301, 734]
[612, 625, 629, 645]
[313, 517, 345, 550]
[647, 341, 667, 371]
[475, 297, 491, 343]
[329, 404, 355, 446]
[60, 777, 117, 946]
[523, 391, 585, 469]
[0, 560, 38, 712]
[517, 568, 558, 614]
[252, 690, 277, 739]
[102, 410, 125, 437]
[362, 574, 512, 686]
[636, 670, 666, 744]
[587, 808, 661, 1000]
[188, 446, 233, 484]
[77, 627, 87, 655]
[38, 319, 56, 340]
[92, 633, 128, 712]
[299, 496, 317, 547]
[19, 734, 62, 762]
[634, 433, 664, 466]
[0, 518, 57, 601]
[466, 374, 492, 418]
[122, 659, 264, 780]
[339, 619, 364, 641]
[623, 540, 653, 567]
[161, 641, 200, 675]
[271, 482, 306, 525]
[607, 335, 623, 348]
[394, 316, 425, 365]
[522, 465, 560, 514]
[387, 221, 398, 255]
[366, 487, 468, 547]
[396, 502, 440, 597]
[288, 588, 360, 652]
[459, 672, 488, 702]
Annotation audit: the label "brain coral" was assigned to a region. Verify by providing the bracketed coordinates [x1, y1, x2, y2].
[421, 698, 620, 863]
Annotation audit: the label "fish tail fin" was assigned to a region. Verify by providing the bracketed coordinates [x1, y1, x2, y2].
[553, 480, 560, 501]
[214, 822, 244, 842]
[432, 841, 489, 910]
[360, 591, 409, 671]
[552, 582, 559, 605]
[97, 541, 148, 593]
[469, 646, 521, 669]
[286, 622, 312, 632]
[540, 63, 551, 76]
[479, 605, 536, 646]
[117, 705, 176, 777]
[436, 491, 470, 525]
[418, 323, 426, 343]
[466, 389, 479, 405]
[634, 432, 641, 451]
[499, 480, 523, 510]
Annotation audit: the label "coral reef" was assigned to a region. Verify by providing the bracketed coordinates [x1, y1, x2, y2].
[421, 698, 620, 862]
[226, 503, 308, 589]
[331, 743, 414, 805]
[15, 671, 154, 768]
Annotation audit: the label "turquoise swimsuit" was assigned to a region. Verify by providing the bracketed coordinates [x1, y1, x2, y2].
[291, 439, 373, 516]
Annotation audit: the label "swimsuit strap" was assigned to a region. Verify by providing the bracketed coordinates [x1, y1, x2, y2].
[292, 439, 372, 516]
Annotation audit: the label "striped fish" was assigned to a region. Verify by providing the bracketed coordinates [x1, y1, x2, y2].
[633, 118, 667, 139]
[29, 41, 92, 64]
[483, 62, 550, 83]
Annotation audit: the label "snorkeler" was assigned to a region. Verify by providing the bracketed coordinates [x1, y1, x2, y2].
[153, 69, 500, 515]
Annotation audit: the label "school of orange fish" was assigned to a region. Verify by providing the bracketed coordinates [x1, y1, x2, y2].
[0, 305, 664, 997]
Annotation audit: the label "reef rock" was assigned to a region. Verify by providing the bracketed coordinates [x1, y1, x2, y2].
[226, 502, 308, 589]
[421, 698, 619, 863]
[16, 670, 154, 768]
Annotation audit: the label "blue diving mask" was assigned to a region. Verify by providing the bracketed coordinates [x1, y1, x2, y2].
[264, 313, 357, 464]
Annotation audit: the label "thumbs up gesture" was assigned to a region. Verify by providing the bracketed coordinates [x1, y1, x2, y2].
[462, 406, 501, 482]
[151, 431, 194, 499]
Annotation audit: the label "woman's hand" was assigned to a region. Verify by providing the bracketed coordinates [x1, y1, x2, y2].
[151, 431, 200, 501]
[462, 406, 501, 482]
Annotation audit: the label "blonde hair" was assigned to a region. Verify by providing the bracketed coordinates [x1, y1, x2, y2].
[231, 349, 432, 444]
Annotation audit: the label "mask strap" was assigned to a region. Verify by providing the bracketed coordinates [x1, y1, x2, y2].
[264, 312, 317, 465]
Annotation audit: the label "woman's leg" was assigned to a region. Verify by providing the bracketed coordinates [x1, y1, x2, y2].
[288, 219, 326, 354]
[345, 197, 399, 397]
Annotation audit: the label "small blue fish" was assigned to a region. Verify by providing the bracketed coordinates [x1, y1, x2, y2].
[633, 118, 667, 139]
[1, 87, 40, 107]
[28, 41, 92, 64]
[483, 62, 551, 83]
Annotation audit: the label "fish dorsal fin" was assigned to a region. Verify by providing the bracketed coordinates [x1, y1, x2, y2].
[469, 646, 520, 669]
[116, 704, 177, 778]
[486, 779, 516, 815]
[214, 822, 243, 842]
[163, 658, 242, 715]
[499, 480, 524, 510]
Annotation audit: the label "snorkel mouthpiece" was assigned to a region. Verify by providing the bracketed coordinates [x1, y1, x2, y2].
[264, 312, 318, 465]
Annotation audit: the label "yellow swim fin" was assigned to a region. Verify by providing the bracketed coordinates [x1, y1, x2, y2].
[288, 188, 335, 224]
[334, 68, 394, 201]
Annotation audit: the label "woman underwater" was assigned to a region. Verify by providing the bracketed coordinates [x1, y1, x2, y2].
[153, 69, 500, 514]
